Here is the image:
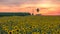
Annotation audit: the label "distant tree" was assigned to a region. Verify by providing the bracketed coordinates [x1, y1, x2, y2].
[36, 8, 40, 12]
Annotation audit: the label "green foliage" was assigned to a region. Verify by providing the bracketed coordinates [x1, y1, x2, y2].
[0, 16, 60, 34]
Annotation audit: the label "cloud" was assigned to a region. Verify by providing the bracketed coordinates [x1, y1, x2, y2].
[0, 0, 40, 5]
[0, 0, 60, 6]
[0, 0, 21, 5]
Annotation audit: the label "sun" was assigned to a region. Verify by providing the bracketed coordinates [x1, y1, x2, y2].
[38, 4, 52, 8]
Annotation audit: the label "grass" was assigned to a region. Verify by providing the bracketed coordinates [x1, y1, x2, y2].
[0, 16, 60, 34]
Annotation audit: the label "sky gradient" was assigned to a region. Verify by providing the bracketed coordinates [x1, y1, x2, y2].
[0, 0, 60, 15]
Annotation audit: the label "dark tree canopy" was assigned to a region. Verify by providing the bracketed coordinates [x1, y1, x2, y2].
[36, 8, 40, 12]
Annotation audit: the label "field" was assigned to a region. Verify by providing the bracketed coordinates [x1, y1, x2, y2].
[0, 16, 60, 34]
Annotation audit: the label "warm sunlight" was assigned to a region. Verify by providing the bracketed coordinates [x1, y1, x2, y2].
[39, 4, 52, 8]
[0, 0, 60, 15]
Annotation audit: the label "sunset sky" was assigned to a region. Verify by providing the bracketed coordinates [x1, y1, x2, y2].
[0, 0, 60, 15]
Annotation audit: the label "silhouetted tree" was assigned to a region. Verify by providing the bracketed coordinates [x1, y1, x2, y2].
[36, 8, 40, 12]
